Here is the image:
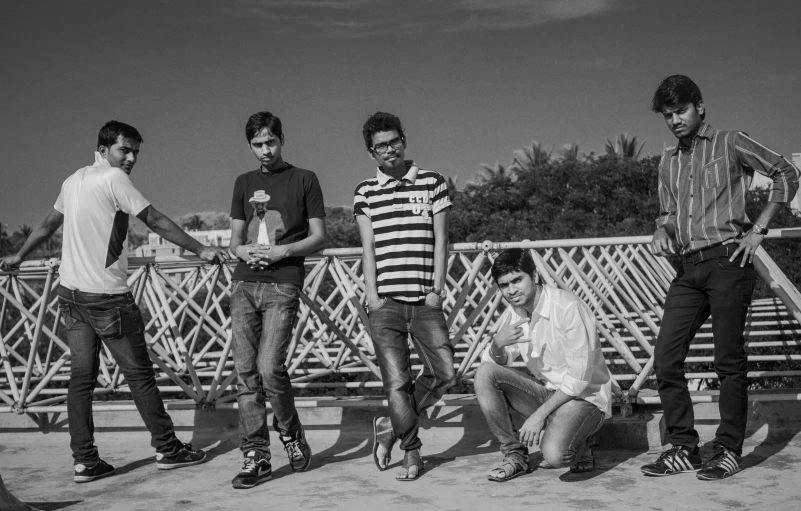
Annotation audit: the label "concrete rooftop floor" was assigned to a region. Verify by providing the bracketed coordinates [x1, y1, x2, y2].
[2, 405, 800, 511]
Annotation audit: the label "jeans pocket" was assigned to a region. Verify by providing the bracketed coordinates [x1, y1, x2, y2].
[87, 308, 122, 338]
[230, 280, 243, 295]
[273, 283, 300, 299]
[58, 304, 77, 329]
[367, 297, 388, 314]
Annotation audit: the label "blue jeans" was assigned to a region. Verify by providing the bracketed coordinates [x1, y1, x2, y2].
[474, 362, 605, 468]
[368, 297, 455, 450]
[230, 281, 301, 457]
[58, 286, 181, 464]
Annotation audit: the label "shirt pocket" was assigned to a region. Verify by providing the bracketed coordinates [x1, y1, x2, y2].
[702, 156, 725, 189]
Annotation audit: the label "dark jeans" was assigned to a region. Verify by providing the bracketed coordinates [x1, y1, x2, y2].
[474, 362, 605, 467]
[654, 254, 757, 455]
[58, 286, 181, 464]
[368, 297, 455, 451]
[230, 281, 301, 458]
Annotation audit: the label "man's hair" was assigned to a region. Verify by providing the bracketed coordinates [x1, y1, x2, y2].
[362, 112, 405, 151]
[97, 120, 143, 149]
[245, 111, 284, 143]
[491, 248, 538, 282]
[651, 75, 705, 120]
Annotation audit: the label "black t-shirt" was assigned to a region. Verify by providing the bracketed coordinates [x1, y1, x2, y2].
[230, 164, 325, 285]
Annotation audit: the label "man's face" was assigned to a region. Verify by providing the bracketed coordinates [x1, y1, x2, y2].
[254, 202, 266, 214]
[249, 128, 283, 168]
[661, 101, 704, 143]
[370, 130, 406, 170]
[100, 136, 140, 174]
[496, 270, 537, 308]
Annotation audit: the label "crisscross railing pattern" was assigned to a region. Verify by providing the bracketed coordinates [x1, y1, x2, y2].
[2, 232, 800, 414]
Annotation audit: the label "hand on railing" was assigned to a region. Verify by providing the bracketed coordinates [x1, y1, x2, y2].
[197, 246, 229, 265]
[0, 254, 22, 272]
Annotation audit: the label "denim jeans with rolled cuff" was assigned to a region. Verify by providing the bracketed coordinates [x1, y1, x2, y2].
[367, 297, 456, 451]
[58, 286, 182, 465]
[231, 281, 302, 458]
[474, 362, 605, 468]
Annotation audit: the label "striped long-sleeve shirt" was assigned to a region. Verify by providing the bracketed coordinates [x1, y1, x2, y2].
[656, 123, 799, 255]
[353, 162, 452, 302]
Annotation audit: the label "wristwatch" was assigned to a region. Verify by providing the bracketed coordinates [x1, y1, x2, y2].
[752, 223, 769, 235]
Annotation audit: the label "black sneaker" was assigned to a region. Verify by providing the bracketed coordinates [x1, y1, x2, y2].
[232, 451, 272, 489]
[696, 445, 741, 480]
[280, 425, 312, 472]
[641, 445, 702, 476]
[74, 458, 115, 483]
[156, 442, 208, 470]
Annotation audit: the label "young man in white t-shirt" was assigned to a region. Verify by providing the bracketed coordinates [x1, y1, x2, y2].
[0, 121, 228, 483]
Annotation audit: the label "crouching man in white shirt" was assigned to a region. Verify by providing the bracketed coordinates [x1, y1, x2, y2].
[476, 248, 614, 481]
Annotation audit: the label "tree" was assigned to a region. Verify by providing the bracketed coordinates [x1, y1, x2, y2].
[605, 133, 645, 159]
[510, 140, 551, 174]
[180, 214, 206, 231]
[558, 144, 580, 162]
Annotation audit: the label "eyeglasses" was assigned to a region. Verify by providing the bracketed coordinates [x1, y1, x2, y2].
[371, 137, 404, 154]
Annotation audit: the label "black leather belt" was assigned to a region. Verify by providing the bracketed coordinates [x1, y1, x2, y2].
[683, 244, 738, 264]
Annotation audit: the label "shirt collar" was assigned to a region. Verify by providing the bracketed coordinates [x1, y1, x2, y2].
[93, 151, 110, 167]
[511, 284, 552, 322]
[376, 160, 418, 186]
[672, 123, 714, 155]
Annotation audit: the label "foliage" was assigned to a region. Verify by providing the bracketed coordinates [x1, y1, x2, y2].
[176, 211, 230, 230]
[604, 133, 645, 159]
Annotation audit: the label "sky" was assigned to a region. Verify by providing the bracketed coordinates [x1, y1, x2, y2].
[2, 0, 800, 230]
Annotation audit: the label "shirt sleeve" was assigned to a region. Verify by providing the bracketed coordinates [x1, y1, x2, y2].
[304, 171, 326, 219]
[556, 300, 598, 397]
[353, 182, 370, 218]
[480, 308, 521, 366]
[108, 169, 150, 216]
[734, 132, 800, 204]
[431, 172, 452, 215]
[655, 152, 678, 232]
[230, 175, 246, 221]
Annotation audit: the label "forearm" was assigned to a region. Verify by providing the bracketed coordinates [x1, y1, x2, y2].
[278, 230, 326, 258]
[531, 389, 574, 421]
[432, 210, 449, 291]
[15, 210, 63, 259]
[141, 207, 204, 255]
[753, 201, 785, 228]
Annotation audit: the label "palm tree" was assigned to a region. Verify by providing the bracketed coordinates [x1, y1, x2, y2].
[446, 176, 459, 195]
[605, 133, 645, 159]
[0, 223, 13, 256]
[510, 140, 551, 173]
[181, 214, 206, 231]
[478, 162, 514, 185]
[558, 144, 580, 162]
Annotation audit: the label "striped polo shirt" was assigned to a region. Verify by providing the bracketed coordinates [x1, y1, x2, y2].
[353, 162, 452, 302]
[656, 123, 799, 255]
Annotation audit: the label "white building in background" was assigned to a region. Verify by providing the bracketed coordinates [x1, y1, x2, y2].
[793, 153, 801, 211]
[130, 229, 232, 257]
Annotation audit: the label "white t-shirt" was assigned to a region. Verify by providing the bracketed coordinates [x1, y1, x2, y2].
[54, 152, 150, 294]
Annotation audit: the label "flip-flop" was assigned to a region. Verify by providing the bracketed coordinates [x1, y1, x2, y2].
[488, 457, 528, 482]
[569, 447, 595, 473]
[372, 416, 396, 471]
[396, 448, 424, 481]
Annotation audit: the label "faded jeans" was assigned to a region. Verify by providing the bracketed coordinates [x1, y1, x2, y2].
[58, 286, 181, 464]
[368, 297, 455, 451]
[231, 281, 301, 457]
[474, 362, 605, 468]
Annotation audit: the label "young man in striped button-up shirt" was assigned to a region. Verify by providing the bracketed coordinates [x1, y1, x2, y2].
[641, 75, 799, 481]
[354, 112, 455, 481]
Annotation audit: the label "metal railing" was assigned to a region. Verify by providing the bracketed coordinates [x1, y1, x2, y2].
[2, 229, 801, 415]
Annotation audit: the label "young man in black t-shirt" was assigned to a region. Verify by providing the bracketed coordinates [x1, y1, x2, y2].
[228, 112, 327, 489]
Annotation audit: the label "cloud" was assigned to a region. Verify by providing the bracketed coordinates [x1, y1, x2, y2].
[211, 0, 621, 38]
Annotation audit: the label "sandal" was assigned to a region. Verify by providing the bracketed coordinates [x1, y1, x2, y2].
[396, 448, 424, 481]
[569, 447, 595, 473]
[488, 456, 528, 482]
[372, 416, 396, 471]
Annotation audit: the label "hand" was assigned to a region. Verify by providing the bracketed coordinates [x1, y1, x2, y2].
[246, 244, 291, 269]
[365, 291, 383, 311]
[425, 291, 442, 307]
[493, 315, 527, 348]
[0, 254, 22, 271]
[651, 228, 675, 257]
[723, 231, 764, 267]
[519, 412, 546, 447]
[198, 246, 228, 264]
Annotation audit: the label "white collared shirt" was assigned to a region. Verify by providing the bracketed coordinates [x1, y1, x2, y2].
[481, 285, 613, 417]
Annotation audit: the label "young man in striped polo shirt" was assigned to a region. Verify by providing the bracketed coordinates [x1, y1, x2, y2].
[641, 75, 799, 480]
[353, 112, 455, 481]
